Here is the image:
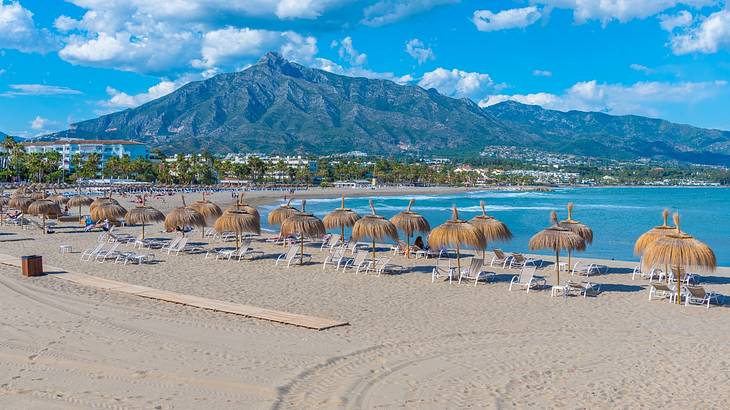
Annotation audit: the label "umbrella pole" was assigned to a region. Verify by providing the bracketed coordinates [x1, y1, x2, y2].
[568, 250, 572, 273]
[556, 250, 560, 285]
[236, 233, 240, 249]
[676, 266, 681, 305]
[372, 240, 376, 261]
[341, 226, 345, 244]
[406, 232, 410, 259]
[300, 235, 304, 265]
[79, 204, 82, 223]
[142, 223, 145, 240]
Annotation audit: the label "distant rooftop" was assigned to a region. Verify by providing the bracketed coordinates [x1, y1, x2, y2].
[22, 139, 145, 146]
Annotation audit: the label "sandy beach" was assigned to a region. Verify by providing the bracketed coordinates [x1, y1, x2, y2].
[1, 188, 729, 409]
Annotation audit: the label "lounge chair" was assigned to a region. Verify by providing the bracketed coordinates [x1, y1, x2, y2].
[320, 234, 341, 251]
[346, 241, 369, 255]
[115, 251, 155, 265]
[275, 245, 312, 267]
[566, 281, 601, 298]
[369, 257, 405, 276]
[414, 247, 442, 259]
[160, 237, 182, 252]
[390, 240, 411, 255]
[571, 262, 606, 277]
[507, 253, 538, 269]
[341, 250, 370, 274]
[684, 286, 719, 308]
[208, 239, 263, 261]
[490, 249, 510, 267]
[648, 282, 677, 303]
[94, 242, 121, 262]
[509, 266, 547, 293]
[322, 247, 349, 270]
[458, 258, 493, 286]
[431, 257, 455, 283]
[166, 237, 189, 255]
[632, 265, 661, 280]
[668, 270, 698, 285]
[80, 243, 104, 262]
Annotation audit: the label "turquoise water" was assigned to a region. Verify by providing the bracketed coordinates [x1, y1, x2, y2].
[260, 188, 729, 266]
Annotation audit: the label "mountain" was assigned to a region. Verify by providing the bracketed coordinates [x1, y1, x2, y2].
[485, 101, 730, 164]
[50, 52, 730, 164]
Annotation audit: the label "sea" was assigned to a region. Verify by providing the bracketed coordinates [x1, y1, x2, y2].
[260, 187, 729, 266]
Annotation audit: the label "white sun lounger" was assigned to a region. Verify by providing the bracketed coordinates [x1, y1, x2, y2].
[275, 245, 312, 267]
[509, 266, 547, 293]
[684, 285, 719, 308]
[80, 243, 104, 262]
[458, 258, 493, 286]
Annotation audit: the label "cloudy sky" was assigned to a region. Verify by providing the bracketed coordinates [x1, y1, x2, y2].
[1, 0, 729, 137]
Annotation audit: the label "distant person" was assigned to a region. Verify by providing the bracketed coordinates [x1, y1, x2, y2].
[414, 236, 426, 250]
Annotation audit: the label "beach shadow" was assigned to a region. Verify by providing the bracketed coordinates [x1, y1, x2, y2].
[697, 276, 730, 285]
[0, 238, 35, 243]
[598, 283, 645, 293]
[605, 267, 635, 275]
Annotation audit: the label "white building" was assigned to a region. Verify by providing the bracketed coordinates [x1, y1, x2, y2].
[22, 140, 149, 171]
[222, 154, 318, 180]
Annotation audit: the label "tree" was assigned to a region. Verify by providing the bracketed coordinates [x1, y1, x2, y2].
[79, 153, 101, 179]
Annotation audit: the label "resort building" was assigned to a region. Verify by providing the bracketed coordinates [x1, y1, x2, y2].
[22, 140, 149, 171]
[221, 154, 318, 180]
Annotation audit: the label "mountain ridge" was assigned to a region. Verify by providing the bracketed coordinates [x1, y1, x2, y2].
[49, 52, 730, 165]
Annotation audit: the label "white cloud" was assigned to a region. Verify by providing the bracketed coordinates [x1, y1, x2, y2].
[332, 36, 367, 65]
[472, 6, 542, 32]
[534, 0, 713, 24]
[279, 32, 318, 63]
[1, 84, 82, 96]
[362, 0, 458, 27]
[404, 38, 435, 64]
[101, 80, 184, 111]
[193, 27, 282, 68]
[629, 63, 655, 74]
[479, 80, 727, 118]
[670, 9, 730, 54]
[0, 0, 58, 53]
[532, 69, 552, 77]
[30, 116, 49, 130]
[659, 10, 694, 31]
[419, 67, 497, 98]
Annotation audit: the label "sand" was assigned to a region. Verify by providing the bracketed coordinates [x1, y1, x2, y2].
[1, 187, 729, 409]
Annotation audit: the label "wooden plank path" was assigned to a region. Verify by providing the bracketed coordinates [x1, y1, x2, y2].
[0, 254, 348, 331]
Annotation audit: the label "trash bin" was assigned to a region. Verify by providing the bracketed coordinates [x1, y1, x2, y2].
[21, 255, 43, 277]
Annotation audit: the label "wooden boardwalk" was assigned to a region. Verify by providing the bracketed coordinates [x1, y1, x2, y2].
[0, 254, 348, 331]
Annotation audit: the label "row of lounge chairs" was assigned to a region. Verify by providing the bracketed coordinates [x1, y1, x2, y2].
[649, 282, 719, 308]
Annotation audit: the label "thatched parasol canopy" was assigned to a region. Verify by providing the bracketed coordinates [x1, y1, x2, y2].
[226, 193, 260, 221]
[642, 213, 716, 304]
[191, 193, 223, 221]
[164, 195, 206, 236]
[429, 206, 486, 275]
[28, 199, 62, 229]
[634, 209, 674, 255]
[30, 191, 46, 200]
[558, 202, 593, 269]
[267, 198, 299, 226]
[214, 208, 261, 247]
[323, 195, 360, 239]
[90, 202, 127, 222]
[9, 196, 34, 213]
[90, 197, 120, 212]
[67, 192, 94, 222]
[390, 199, 430, 257]
[469, 200, 512, 259]
[280, 200, 325, 264]
[352, 199, 399, 260]
[529, 211, 585, 284]
[126, 197, 165, 239]
[49, 193, 69, 206]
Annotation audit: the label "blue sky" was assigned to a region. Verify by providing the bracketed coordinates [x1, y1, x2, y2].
[1, 0, 730, 137]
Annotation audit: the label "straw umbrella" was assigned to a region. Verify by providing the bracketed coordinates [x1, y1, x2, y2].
[634, 209, 674, 255]
[91, 202, 127, 222]
[429, 206, 486, 277]
[9, 195, 33, 213]
[528, 211, 585, 285]
[214, 208, 261, 248]
[49, 191, 69, 207]
[164, 195, 206, 236]
[469, 200, 512, 260]
[90, 197, 120, 212]
[642, 213, 716, 305]
[323, 195, 361, 241]
[280, 200, 326, 265]
[126, 196, 165, 239]
[390, 199, 430, 258]
[30, 191, 45, 200]
[268, 198, 299, 228]
[226, 193, 260, 222]
[352, 199, 399, 260]
[190, 193, 223, 239]
[67, 191, 94, 221]
[27, 199, 62, 230]
[558, 202, 593, 270]
[0, 193, 7, 224]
